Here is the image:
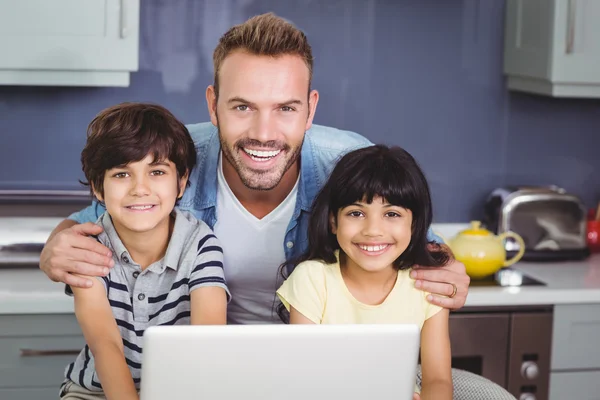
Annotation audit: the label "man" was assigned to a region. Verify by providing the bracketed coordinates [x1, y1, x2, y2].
[40, 13, 470, 324]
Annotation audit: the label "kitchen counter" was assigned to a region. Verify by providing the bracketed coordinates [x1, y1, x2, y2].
[466, 254, 600, 306]
[0, 268, 73, 314]
[1, 255, 600, 314]
[1, 220, 599, 313]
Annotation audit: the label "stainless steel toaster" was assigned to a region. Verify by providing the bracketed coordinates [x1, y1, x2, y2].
[483, 186, 589, 261]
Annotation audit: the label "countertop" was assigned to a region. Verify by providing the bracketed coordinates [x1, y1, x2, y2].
[465, 254, 600, 306]
[1, 255, 600, 314]
[1, 220, 599, 314]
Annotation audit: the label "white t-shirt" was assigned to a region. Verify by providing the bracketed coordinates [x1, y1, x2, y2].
[214, 155, 299, 324]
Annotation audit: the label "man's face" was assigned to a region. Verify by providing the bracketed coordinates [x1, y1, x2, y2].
[207, 51, 319, 191]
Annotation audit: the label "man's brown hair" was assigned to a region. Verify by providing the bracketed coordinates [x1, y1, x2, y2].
[80, 102, 196, 198]
[212, 12, 313, 97]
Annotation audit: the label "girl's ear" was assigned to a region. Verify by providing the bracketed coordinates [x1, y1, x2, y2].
[329, 212, 337, 234]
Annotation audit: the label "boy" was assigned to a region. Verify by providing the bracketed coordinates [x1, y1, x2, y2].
[60, 103, 229, 400]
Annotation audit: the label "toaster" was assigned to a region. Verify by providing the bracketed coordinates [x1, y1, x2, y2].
[483, 186, 589, 261]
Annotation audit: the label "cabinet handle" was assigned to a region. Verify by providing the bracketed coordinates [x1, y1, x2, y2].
[120, 0, 129, 39]
[20, 349, 81, 357]
[566, 0, 576, 54]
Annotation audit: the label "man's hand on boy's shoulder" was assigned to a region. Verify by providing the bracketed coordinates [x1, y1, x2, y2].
[411, 244, 470, 310]
[40, 221, 114, 288]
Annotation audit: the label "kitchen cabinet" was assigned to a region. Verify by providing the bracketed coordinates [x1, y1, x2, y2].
[0, 314, 84, 400]
[549, 304, 600, 399]
[0, 0, 140, 87]
[503, 0, 600, 98]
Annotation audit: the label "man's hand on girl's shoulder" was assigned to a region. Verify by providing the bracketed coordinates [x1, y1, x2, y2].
[410, 245, 470, 310]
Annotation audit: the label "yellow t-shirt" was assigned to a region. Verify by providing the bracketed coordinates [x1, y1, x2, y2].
[276, 258, 442, 326]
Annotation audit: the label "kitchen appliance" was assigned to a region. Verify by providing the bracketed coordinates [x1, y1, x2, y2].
[469, 267, 545, 288]
[449, 305, 553, 400]
[446, 220, 525, 279]
[483, 186, 589, 261]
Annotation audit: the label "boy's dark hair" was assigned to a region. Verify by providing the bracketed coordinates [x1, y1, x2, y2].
[275, 144, 449, 323]
[80, 102, 196, 198]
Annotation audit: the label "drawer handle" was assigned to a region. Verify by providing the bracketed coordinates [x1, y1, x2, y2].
[566, 0, 577, 54]
[20, 348, 81, 357]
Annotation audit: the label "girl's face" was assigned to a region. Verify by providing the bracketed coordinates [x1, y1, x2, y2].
[331, 196, 413, 273]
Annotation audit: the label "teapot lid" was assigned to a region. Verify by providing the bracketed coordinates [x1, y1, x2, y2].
[459, 221, 492, 236]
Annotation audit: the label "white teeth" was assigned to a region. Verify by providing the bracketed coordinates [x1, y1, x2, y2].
[243, 148, 281, 158]
[359, 244, 389, 252]
[129, 205, 153, 210]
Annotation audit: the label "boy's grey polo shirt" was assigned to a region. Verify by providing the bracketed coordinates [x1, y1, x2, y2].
[63, 207, 229, 392]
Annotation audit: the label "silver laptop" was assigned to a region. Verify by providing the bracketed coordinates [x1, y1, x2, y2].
[140, 324, 420, 400]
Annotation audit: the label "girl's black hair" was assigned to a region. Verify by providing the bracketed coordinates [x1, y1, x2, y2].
[275, 144, 450, 323]
[298, 144, 448, 269]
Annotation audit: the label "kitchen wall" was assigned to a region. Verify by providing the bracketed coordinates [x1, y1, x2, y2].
[0, 0, 598, 221]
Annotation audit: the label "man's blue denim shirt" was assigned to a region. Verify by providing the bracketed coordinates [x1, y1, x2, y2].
[69, 122, 442, 272]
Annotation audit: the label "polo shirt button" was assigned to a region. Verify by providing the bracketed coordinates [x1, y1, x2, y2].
[286, 241, 294, 249]
[138, 293, 145, 301]
[133, 271, 140, 278]
[122, 255, 130, 263]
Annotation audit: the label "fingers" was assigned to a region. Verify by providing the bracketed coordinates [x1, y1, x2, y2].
[410, 267, 456, 285]
[71, 222, 105, 236]
[427, 292, 469, 309]
[411, 259, 470, 310]
[413, 393, 421, 400]
[69, 234, 112, 259]
[40, 223, 113, 286]
[414, 279, 456, 297]
[62, 272, 94, 289]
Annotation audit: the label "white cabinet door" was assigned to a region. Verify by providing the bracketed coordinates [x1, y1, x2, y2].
[551, 0, 600, 83]
[549, 371, 600, 400]
[0, 0, 139, 86]
[504, 0, 600, 97]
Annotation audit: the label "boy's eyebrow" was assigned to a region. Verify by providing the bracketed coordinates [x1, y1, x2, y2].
[149, 160, 171, 167]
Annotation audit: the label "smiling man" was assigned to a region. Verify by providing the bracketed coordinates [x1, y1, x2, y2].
[40, 12, 470, 324]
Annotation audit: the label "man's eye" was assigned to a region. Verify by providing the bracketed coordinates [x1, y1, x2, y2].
[235, 105, 249, 111]
[281, 106, 294, 112]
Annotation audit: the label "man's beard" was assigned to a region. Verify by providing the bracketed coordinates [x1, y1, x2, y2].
[218, 126, 303, 191]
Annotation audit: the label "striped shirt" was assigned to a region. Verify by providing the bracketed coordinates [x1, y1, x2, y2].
[62, 207, 230, 392]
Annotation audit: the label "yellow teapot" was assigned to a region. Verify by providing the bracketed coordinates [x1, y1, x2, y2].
[445, 221, 525, 279]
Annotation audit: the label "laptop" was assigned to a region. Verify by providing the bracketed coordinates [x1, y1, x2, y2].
[140, 324, 420, 400]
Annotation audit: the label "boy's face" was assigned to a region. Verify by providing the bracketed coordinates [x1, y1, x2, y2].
[331, 196, 413, 274]
[206, 51, 319, 190]
[94, 154, 188, 235]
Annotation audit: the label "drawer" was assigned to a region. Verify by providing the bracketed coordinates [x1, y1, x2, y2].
[0, 314, 84, 388]
[0, 387, 61, 400]
[552, 304, 600, 370]
[549, 371, 600, 400]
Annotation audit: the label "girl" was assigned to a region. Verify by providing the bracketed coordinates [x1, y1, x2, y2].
[276, 144, 452, 400]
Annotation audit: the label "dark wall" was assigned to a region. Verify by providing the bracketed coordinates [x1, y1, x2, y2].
[1, 0, 598, 221]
